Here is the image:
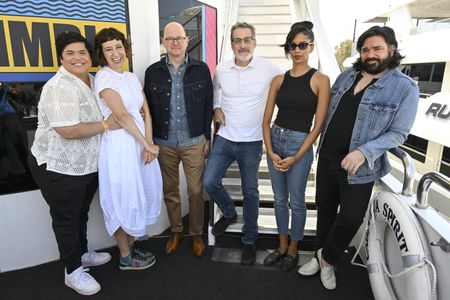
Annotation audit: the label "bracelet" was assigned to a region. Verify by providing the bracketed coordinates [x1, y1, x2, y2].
[101, 121, 109, 132]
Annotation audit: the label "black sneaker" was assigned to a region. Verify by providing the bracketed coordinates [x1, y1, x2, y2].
[241, 244, 256, 265]
[212, 214, 237, 237]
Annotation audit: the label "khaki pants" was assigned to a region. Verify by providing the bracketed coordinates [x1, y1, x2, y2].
[157, 138, 205, 235]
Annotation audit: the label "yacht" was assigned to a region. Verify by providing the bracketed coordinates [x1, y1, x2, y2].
[0, 0, 448, 299]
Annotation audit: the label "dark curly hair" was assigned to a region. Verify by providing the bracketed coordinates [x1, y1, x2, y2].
[280, 21, 314, 57]
[95, 27, 131, 67]
[55, 31, 94, 62]
[353, 26, 404, 71]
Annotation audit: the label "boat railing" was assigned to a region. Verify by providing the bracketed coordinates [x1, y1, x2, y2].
[416, 172, 450, 209]
[388, 147, 415, 196]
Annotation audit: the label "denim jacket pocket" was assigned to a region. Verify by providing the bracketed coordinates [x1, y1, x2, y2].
[367, 103, 398, 131]
[190, 80, 207, 101]
[149, 83, 168, 104]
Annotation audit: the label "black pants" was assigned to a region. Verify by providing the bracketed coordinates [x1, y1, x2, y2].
[315, 156, 374, 264]
[28, 154, 98, 273]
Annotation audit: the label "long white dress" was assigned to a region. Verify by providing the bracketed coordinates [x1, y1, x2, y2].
[95, 66, 162, 237]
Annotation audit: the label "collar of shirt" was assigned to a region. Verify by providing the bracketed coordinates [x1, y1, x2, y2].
[229, 55, 260, 70]
[59, 65, 95, 91]
[165, 54, 189, 69]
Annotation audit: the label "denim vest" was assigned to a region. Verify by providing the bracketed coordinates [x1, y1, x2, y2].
[318, 68, 419, 184]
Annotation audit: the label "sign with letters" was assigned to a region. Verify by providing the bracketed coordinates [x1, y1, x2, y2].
[0, 0, 128, 82]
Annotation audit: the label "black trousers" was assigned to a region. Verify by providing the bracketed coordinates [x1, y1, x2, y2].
[28, 154, 98, 273]
[315, 156, 374, 264]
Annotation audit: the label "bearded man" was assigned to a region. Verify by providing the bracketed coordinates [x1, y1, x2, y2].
[203, 22, 282, 265]
[298, 26, 419, 290]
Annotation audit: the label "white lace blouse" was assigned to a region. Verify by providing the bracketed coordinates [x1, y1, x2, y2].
[31, 66, 103, 175]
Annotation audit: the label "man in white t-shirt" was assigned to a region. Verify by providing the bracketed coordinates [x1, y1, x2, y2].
[203, 22, 283, 265]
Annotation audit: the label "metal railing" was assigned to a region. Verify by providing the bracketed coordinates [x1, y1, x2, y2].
[389, 148, 415, 196]
[416, 172, 450, 209]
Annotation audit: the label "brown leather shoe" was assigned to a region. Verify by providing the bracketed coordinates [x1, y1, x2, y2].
[191, 235, 205, 257]
[165, 232, 184, 255]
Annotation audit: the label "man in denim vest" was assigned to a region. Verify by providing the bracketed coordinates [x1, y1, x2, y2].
[144, 22, 213, 257]
[298, 26, 419, 290]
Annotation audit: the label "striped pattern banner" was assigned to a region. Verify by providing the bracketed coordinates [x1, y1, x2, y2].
[0, 0, 126, 22]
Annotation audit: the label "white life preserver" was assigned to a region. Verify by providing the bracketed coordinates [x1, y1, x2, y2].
[365, 191, 436, 300]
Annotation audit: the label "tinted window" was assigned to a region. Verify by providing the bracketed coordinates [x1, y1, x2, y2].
[1, 82, 41, 195]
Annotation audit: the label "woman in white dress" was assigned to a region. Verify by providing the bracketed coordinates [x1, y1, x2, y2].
[94, 28, 162, 270]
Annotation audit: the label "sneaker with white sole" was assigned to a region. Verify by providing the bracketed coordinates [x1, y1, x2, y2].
[119, 253, 156, 271]
[65, 266, 101, 296]
[317, 248, 336, 290]
[81, 251, 112, 267]
[298, 256, 320, 276]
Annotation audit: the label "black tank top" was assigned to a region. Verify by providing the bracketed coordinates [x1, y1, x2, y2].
[274, 68, 317, 133]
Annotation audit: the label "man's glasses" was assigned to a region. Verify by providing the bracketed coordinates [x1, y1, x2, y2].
[231, 36, 255, 45]
[287, 42, 313, 51]
[164, 36, 187, 44]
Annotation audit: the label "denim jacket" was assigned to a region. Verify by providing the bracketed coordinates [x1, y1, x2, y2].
[143, 56, 213, 141]
[318, 68, 419, 184]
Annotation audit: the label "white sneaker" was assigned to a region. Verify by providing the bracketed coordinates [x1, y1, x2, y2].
[298, 256, 320, 276]
[317, 248, 336, 290]
[81, 251, 111, 267]
[64, 266, 101, 296]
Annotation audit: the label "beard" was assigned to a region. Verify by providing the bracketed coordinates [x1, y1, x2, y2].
[234, 49, 253, 63]
[356, 57, 391, 74]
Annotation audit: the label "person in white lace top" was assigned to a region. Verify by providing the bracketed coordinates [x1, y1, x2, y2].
[28, 32, 120, 296]
[94, 28, 162, 271]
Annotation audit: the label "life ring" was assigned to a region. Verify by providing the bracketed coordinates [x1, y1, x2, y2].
[365, 191, 436, 300]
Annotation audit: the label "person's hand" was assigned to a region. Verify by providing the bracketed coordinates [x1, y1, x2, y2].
[268, 152, 283, 171]
[214, 108, 226, 126]
[276, 156, 296, 172]
[341, 149, 366, 175]
[144, 144, 159, 155]
[143, 144, 159, 164]
[105, 114, 121, 130]
[203, 141, 211, 158]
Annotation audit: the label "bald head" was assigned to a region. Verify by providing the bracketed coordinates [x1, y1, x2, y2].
[163, 22, 186, 38]
[162, 22, 188, 61]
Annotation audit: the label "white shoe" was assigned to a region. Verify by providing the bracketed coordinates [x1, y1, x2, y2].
[81, 251, 111, 267]
[64, 266, 101, 295]
[317, 248, 336, 290]
[298, 256, 320, 276]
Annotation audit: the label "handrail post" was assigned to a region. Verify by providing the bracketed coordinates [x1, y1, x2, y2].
[388, 148, 415, 196]
[416, 172, 450, 209]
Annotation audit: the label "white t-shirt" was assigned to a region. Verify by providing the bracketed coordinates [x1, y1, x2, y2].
[213, 56, 283, 142]
[31, 66, 102, 175]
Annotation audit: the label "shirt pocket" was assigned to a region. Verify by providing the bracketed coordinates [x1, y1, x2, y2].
[367, 103, 399, 131]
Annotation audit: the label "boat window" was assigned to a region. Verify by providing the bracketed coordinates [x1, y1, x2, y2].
[401, 62, 445, 96]
[400, 134, 428, 163]
[440, 146, 450, 177]
[1, 82, 40, 195]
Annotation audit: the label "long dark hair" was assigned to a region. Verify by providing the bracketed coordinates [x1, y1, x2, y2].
[353, 26, 404, 71]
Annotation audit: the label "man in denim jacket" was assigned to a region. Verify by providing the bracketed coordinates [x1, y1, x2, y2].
[144, 22, 213, 257]
[298, 26, 419, 290]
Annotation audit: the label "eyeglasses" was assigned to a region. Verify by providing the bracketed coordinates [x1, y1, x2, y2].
[231, 36, 255, 45]
[164, 36, 187, 44]
[287, 42, 313, 51]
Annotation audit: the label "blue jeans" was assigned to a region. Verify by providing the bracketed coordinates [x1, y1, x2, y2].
[203, 135, 262, 244]
[267, 124, 313, 241]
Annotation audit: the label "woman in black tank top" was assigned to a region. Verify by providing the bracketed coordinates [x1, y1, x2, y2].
[262, 21, 330, 271]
